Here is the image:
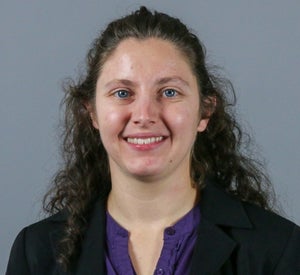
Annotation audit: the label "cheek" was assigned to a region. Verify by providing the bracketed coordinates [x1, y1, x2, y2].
[104, 111, 121, 125]
[167, 104, 199, 130]
[97, 107, 128, 136]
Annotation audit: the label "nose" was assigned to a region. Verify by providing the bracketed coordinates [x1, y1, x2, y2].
[131, 94, 159, 126]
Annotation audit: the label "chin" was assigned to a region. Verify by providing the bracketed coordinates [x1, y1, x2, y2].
[126, 166, 165, 180]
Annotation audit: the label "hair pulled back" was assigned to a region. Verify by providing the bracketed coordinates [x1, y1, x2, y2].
[44, 6, 273, 270]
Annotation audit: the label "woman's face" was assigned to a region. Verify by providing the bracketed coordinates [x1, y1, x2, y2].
[92, 38, 208, 181]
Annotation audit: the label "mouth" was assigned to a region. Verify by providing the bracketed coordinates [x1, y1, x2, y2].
[126, 136, 164, 145]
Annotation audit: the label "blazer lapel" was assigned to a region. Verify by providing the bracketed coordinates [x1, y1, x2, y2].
[75, 200, 107, 275]
[190, 181, 253, 274]
[49, 228, 69, 275]
[190, 218, 236, 274]
[49, 200, 107, 275]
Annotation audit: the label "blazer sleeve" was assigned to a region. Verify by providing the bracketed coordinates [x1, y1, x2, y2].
[273, 224, 300, 274]
[6, 227, 31, 275]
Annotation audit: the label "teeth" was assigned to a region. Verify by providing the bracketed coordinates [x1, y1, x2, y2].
[127, 136, 163, 145]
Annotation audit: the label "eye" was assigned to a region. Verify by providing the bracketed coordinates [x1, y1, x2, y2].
[114, 89, 130, 98]
[162, 88, 178, 98]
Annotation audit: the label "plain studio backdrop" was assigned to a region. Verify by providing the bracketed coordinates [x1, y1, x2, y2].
[1, 0, 299, 272]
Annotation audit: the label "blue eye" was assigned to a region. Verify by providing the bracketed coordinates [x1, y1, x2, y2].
[163, 89, 177, 97]
[115, 90, 129, 98]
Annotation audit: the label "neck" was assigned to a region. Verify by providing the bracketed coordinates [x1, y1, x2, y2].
[107, 172, 198, 231]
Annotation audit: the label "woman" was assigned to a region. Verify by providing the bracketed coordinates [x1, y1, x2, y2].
[6, 6, 300, 275]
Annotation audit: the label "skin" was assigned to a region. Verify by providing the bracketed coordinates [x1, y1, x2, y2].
[90, 38, 209, 275]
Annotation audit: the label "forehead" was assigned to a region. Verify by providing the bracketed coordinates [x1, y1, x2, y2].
[98, 38, 196, 84]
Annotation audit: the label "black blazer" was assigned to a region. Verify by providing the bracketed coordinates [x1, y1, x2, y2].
[6, 182, 300, 274]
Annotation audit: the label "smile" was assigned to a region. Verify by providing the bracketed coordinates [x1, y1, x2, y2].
[126, 136, 163, 145]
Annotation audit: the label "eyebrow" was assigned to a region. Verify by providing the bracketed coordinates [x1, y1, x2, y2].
[104, 79, 137, 89]
[104, 76, 190, 90]
[156, 76, 190, 87]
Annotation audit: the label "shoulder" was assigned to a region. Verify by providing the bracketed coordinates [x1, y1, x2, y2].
[199, 181, 300, 272]
[21, 210, 67, 251]
[6, 211, 67, 274]
[234, 198, 300, 273]
[238, 202, 300, 272]
[237, 201, 299, 250]
[243, 201, 297, 234]
[24, 210, 67, 236]
[201, 180, 299, 236]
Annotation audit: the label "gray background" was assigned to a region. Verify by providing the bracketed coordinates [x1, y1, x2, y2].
[1, 0, 299, 272]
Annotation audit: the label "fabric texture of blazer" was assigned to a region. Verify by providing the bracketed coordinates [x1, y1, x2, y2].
[6, 181, 300, 274]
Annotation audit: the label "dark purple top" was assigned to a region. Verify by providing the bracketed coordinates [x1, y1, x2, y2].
[105, 206, 200, 275]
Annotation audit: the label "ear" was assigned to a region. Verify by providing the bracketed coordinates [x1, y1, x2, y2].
[197, 95, 216, 133]
[84, 102, 99, 129]
[197, 117, 209, 133]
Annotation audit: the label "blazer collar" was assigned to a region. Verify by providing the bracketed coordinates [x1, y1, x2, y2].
[200, 180, 253, 228]
[189, 180, 253, 274]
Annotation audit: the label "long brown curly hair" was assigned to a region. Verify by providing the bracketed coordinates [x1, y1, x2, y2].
[44, 6, 274, 270]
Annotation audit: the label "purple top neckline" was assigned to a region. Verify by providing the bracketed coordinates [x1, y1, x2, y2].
[105, 205, 201, 275]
